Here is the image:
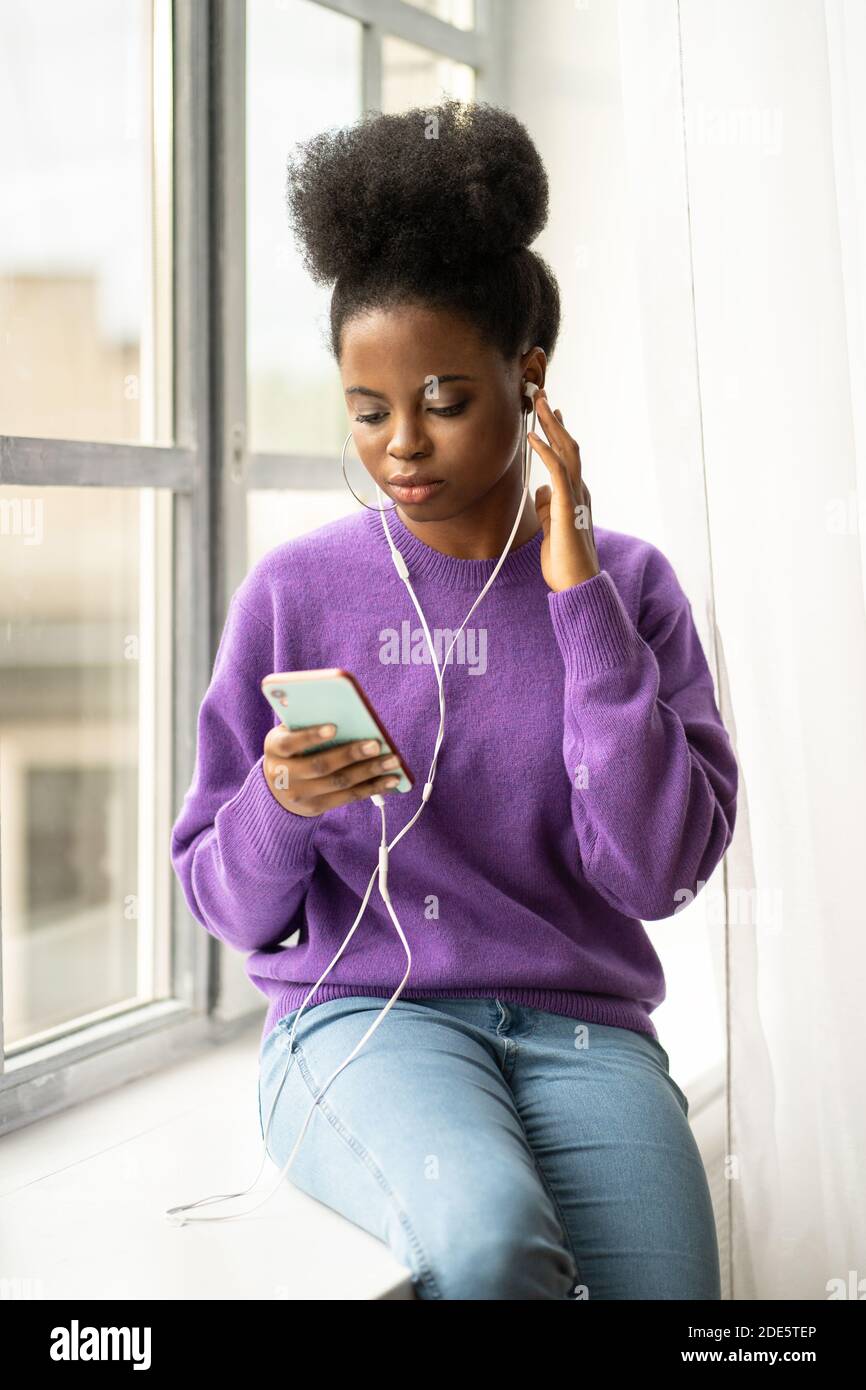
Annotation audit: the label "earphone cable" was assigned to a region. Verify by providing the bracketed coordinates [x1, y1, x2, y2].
[164, 388, 538, 1225]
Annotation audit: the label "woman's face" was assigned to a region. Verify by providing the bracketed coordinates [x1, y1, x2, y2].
[339, 303, 542, 519]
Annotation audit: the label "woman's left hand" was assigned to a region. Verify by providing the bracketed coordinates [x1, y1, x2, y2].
[528, 390, 601, 592]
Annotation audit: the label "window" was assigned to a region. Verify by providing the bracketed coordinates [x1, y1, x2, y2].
[246, 0, 362, 460]
[0, 0, 499, 1131]
[381, 33, 475, 112]
[0, 0, 201, 1129]
[401, 0, 475, 30]
[0, 0, 177, 1066]
[0, 0, 159, 446]
[0, 486, 173, 1048]
[245, 0, 494, 570]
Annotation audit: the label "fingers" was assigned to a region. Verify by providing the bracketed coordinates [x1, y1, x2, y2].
[264, 722, 338, 758]
[535, 391, 574, 452]
[527, 425, 575, 503]
[294, 743, 401, 791]
[305, 773, 403, 814]
[270, 730, 392, 780]
[264, 724, 403, 806]
[266, 723, 376, 769]
[529, 391, 583, 493]
[270, 769, 402, 818]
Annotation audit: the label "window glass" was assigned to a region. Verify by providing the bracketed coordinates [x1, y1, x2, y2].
[247, 0, 362, 456]
[400, 0, 475, 31]
[0, 0, 165, 444]
[382, 34, 475, 112]
[0, 486, 173, 1048]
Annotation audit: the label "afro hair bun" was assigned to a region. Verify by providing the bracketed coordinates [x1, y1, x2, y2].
[285, 98, 551, 285]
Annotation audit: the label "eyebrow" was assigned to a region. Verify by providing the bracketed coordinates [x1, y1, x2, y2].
[344, 374, 477, 400]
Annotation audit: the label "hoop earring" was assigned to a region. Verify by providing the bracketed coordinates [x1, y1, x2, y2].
[341, 431, 399, 512]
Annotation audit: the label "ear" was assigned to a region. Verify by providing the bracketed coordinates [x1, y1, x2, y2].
[520, 346, 547, 398]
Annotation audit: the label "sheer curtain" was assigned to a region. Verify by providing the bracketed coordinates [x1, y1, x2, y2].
[614, 0, 866, 1299]
[509, 0, 866, 1298]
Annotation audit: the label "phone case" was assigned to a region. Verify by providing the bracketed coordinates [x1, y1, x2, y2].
[260, 669, 414, 793]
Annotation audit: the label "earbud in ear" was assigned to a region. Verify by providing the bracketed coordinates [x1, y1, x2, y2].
[523, 381, 539, 400]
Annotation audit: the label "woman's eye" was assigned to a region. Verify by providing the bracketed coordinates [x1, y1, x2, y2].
[354, 400, 468, 426]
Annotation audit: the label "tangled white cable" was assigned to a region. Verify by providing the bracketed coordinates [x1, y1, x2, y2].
[164, 380, 540, 1226]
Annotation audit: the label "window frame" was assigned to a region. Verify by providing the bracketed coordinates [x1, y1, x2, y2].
[0, 0, 212, 1134]
[0, 0, 501, 1135]
[235, 0, 503, 619]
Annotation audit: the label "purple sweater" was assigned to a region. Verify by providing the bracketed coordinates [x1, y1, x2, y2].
[170, 505, 738, 1047]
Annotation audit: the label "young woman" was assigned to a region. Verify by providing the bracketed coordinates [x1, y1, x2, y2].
[170, 99, 738, 1300]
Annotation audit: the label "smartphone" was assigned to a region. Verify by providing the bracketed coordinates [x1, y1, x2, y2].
[260, 668, 414, 794]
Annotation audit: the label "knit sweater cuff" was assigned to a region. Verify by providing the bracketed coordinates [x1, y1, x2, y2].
[547, 570, 646, 679]
[217, 756, 321, 873]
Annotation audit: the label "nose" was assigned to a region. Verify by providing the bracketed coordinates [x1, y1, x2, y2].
[375, 406, 433, 463]
[388, 445, 428, 462]
[387, 426, 430, 461]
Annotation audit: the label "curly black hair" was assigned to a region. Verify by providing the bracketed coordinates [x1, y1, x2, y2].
[285, 97, 561, 364]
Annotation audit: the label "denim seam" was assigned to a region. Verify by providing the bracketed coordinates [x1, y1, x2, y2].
[641, 1039, 690, 1118]
[669, 1075, 690, 1118]
[290, 1037, 443, 1300]
[508, 1047, 583, 1298]
[627, 1030, 689, 1118]
[485, 998, 503, 1032]
[493, 1001, 544, 1042]
[520, 1130, 584, 1298]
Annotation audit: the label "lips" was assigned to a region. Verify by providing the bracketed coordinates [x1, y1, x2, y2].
[388, 478, 446, 504]
[388, 475, 443, 486]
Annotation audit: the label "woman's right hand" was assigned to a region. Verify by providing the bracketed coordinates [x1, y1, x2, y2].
[263, 723, 403, 818]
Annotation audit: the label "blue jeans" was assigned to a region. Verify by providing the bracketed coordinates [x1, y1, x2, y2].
[257, 994, 721, 1301]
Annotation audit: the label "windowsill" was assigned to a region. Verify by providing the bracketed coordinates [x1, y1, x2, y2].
[1, 1006, 727, 1302]
[0, 1015, 414, 1300]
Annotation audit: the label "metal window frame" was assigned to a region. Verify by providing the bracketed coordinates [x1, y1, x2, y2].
[226, 0, 503, 615]
[0, 0, 501, 1137]
[0, 0, 217, 1137]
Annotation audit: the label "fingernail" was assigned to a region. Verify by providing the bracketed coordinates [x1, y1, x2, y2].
[361, 739, 379, 754]
[319, 724, 336, 736]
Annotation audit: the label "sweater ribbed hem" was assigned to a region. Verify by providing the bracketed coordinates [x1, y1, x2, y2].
[261, 982, 658, 1046]
[219, 757, 320, 871]
[547, 570, 646, 678]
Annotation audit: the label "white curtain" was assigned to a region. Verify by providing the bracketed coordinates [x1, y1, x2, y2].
[613, 0, 866, 1299]
[509, 0, 866, 1298]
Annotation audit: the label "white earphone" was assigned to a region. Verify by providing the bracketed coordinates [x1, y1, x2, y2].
[164, 379, 541, 1225]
